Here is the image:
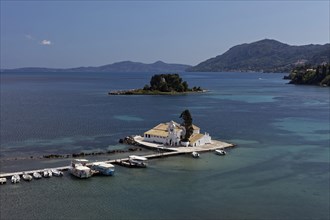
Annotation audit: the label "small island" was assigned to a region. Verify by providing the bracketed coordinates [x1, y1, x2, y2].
[284, 64, 330, 86]
[109, 73, 204, 95]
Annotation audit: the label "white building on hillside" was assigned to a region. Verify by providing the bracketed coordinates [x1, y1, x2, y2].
[143, 121, 212, 147]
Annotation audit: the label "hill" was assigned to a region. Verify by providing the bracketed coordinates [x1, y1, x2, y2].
[188, 39, 330, 73]
[1, 61, 191, 73]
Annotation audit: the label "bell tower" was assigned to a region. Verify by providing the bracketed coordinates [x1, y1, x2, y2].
[167, 121, 177, 146]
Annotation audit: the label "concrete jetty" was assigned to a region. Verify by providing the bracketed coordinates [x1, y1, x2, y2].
[0, 138, 234, 179]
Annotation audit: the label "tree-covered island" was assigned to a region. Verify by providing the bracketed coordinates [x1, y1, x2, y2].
[109, 73, 204, 95]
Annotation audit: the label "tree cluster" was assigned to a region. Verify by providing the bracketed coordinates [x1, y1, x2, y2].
[287, 64, 330, 86]
[143, 74, 202, 92]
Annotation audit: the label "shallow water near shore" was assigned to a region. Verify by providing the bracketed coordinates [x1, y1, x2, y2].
[0, 72, 329, 220]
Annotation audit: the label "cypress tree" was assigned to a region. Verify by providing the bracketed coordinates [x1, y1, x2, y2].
[180, 109, 194, 142]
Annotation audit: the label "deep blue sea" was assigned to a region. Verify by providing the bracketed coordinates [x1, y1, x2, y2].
[0, 72, 329, 220]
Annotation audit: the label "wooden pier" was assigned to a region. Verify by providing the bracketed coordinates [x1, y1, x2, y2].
[0, 139, 234, 179]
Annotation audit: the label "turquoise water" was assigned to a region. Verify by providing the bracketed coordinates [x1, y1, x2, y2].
[272, 117, 329, 141]
[0, 72, 329, 220]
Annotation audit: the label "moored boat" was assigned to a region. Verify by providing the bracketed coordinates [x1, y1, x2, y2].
[116, 155, 148, 168]
[43, 169, 53, 178]
[70, 159, 92, 179]
[91, 162, 115, 176]
[51, 169, 63, 177]
[129, 155, 148, 167]
[33, 172, 42, 179]
[11, 174, 20, 183]
[116, 160, 132, 167]
[192, 151, 200, 158]
[215, 149, 226, 156]
[43, 170, 48, 177]
[22, 172, 33, 181]
[0, 178, 7, 184]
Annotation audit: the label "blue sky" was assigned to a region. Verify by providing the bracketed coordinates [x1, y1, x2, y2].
[1, 1, 329, 69]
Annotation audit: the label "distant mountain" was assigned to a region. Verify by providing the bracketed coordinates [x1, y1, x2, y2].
[188, 39, 330, 73]
[94, 61, 191, 72]
[1, 61, 191, 73]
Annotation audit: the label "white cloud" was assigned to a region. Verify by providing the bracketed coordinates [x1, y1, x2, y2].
[41, 40, 52, 45]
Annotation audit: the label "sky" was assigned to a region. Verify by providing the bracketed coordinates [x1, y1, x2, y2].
[0, 1, 329, 69]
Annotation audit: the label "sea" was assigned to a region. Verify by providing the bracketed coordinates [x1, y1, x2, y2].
[0, 72, 329, 220]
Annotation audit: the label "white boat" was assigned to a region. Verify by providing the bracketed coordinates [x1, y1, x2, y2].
[33, 172, 42, 179]
[51, 169, 63, 177]
[215, 149, 226, 156]
[192, 151, 200, 158]
[128, 155, 148, 168]
[11, 174, 20, 183]
[43, 169, 52, 178]
[91, 162, 115, 176]
[22, 172, 33, 181]
[70, 159, 92, 179]
[0, 178, 7, 184]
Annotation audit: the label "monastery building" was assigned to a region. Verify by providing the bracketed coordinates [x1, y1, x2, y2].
[143, 121, 212, 147]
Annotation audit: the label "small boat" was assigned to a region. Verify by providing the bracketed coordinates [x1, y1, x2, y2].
[43, 170, 49, 177]
[0, 178, 7, 184]
[192, 151, 200, 158]
[33, 172, 42, 179]
[117, 160, 132, 167]
[11, 174, 20, 183]
[43, 169, 52, 178]
[117, 155, 148, 168]
[128, 155, 148, 168]
[22, 172, 33, 181]
[69, 159, 92, 179]
[91, 162, 115, 176]
[215, 149, 226, 156]
[51, 169, 63, 177]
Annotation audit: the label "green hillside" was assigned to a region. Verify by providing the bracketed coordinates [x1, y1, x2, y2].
[188, 39, 329, 73]
[285, 64, 330, 86]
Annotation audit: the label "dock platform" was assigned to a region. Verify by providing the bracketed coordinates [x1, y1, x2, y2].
[0, 138, 234, 179]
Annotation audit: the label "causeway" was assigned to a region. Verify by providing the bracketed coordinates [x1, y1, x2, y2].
[0, 137, 234, 179]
